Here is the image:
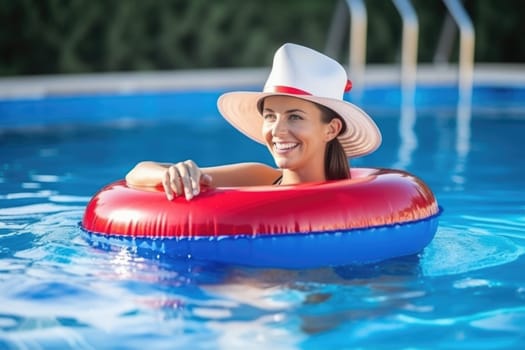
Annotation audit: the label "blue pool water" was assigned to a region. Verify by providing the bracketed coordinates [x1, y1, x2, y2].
[1, 84, 525, 349]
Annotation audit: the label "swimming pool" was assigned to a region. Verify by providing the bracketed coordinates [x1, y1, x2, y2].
[1, 79, 524, 349]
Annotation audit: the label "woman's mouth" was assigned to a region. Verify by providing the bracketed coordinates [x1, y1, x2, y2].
[273, 142, 299, 153]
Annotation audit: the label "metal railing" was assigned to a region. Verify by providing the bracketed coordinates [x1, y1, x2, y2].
[346, 0, 367, 96]
[442, 0, 475, 101]
[327, 0, 474, 99]
[392, 0, 418, 101]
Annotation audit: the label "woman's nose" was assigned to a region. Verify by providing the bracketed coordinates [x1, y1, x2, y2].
[271, 116, 287, 136]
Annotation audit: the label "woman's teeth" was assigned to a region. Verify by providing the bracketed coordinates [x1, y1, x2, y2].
[274, 142, 298, 151]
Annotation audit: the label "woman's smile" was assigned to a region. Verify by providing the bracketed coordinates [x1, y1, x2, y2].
[273, 141, 300, 153]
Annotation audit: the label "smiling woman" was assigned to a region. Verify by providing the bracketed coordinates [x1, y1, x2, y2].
[125, 43, 382, 200]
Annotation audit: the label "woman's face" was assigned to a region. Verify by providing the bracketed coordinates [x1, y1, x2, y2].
[261, 96, 341, 173]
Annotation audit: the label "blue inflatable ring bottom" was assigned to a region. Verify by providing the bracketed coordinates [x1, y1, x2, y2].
[81, 211, 441, 269]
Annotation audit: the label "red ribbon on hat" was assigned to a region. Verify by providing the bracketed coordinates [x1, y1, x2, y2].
[270, 86, 311, 95]
[270, 80, 352, 95]
[345, 79, 352, 92]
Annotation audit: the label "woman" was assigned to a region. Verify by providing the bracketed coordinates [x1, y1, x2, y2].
[126, 43, 382, 200]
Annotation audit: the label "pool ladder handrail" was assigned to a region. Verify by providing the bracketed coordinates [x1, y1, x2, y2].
[323, 0, 367, 97]
[392, 0, 418, 102]
[327, 0, 474, 99]
[441, 0, 475, 101]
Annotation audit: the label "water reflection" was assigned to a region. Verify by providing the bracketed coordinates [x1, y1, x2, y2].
[453, 91, 472, 189]
[393, 97, 417, 169]
[201, 256, 425, 339]
[94, 244, 428, 337]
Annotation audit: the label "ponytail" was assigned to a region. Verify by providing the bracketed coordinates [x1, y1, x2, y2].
[318, 105, 351, 180]
[325, 138, 351, 180]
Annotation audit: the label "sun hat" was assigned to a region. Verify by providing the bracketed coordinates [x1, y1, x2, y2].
[217, 43, 382, 158]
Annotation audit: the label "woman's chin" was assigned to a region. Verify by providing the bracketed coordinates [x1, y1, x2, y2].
[273, 158, 296, 170]
[273, 157, 288, 169]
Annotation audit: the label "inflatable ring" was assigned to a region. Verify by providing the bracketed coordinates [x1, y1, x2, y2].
[81, 168, 440, 268]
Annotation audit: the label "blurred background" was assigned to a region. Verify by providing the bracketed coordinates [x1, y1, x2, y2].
[1, 0, 524, 76]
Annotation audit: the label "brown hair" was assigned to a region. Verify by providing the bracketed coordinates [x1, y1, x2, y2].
[318, 104, 351, 180]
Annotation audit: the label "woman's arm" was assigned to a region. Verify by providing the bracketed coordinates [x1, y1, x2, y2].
[125, 161, 172, 187]
[200, 162, 281, 187]
[125, 161, 280, 200]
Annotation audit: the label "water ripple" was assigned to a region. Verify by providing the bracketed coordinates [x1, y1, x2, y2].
[420, 228, 524, 277]
[0, 203, 84, 216]
[397, 305, 525, 329]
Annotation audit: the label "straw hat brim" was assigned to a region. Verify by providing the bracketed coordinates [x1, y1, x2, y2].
[217, 91, 382, 158]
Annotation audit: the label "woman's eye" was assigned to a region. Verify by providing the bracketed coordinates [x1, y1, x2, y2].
[289, 114, 303, 120]
[263, 114, 276, 121]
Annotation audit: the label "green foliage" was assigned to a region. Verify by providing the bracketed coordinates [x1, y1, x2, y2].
[472, 0, 525, 62]
[0, 0, 523, 76]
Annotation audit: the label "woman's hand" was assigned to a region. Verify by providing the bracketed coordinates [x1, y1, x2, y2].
[126, 160, 279, 200]
[162, 160, 213, 201]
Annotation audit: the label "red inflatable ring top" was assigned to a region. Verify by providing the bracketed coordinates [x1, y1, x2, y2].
[81, 168, 441, 268]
